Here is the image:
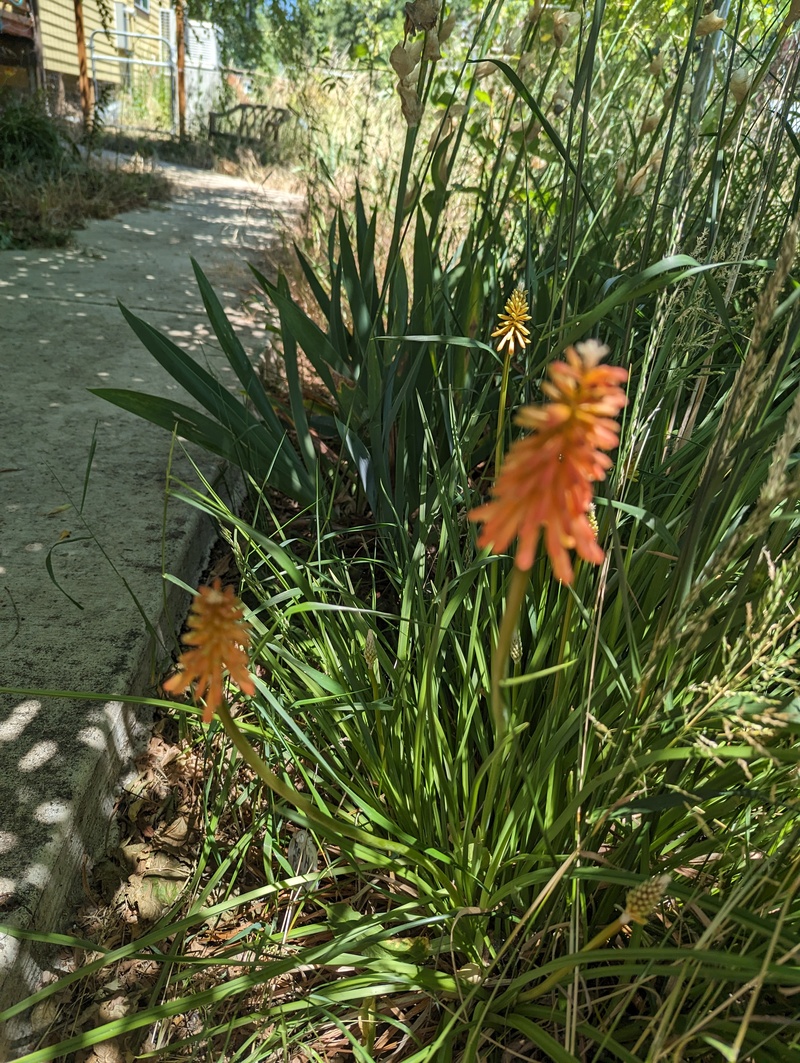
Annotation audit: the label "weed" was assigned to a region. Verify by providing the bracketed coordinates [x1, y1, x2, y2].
[0, 93, 170, 248]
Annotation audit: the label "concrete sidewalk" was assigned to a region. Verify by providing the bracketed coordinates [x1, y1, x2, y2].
[0, 161, 301, 1053]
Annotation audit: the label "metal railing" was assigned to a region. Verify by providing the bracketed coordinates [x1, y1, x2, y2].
[88, 28, 176, 133]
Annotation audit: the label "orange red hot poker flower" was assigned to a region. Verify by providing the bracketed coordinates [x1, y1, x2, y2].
[163, 579, 255, 722]
[469, 339, 628, 584]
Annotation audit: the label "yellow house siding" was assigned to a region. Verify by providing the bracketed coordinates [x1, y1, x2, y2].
[38, 0, 171, 83]
[127, 5, 166, 64]
[38, 0, 83, 79]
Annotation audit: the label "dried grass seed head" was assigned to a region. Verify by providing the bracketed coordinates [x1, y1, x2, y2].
[729, 67, 751, 105]
[404, 0, 440, 33]
[439, 11, 457, 43]
[552, 10, 580, 48]
[423, 27, 442, 61]
[390, 41, 420, 79]
[696, 11, 726, 37]
[397, 80, 424, 126]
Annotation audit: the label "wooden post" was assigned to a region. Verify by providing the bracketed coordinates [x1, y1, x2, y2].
[175, 0, 187, 139]
[28, 0, 46, 93]
[72, 0, 93, 124]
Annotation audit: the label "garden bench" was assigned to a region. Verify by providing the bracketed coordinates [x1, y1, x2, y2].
[208, 103, 289, 150]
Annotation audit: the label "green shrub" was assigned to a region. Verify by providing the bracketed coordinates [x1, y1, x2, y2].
[0, 93, 170, 248]
[0, 91, 68, 173]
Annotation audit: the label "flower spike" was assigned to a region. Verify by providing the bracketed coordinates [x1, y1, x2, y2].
[163, 579, 255, 723]
[492, 289, 532, 358]
[469, 339, 628, 584]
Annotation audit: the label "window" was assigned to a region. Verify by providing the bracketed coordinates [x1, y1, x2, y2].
[160, 8, 176, 60]
[134, 0, 150, 14]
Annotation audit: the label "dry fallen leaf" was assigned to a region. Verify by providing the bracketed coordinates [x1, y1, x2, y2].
[152, 815, 191, 851]
[84, 1040, 126, 1063]
[30, 997, 59, 1032]
[97, 994, 129, 1023]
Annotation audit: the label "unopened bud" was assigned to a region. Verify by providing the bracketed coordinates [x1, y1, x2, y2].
[510, 630, 523, 663]
[364, 630, 378, 669]
[622, 875, 671, 925]
[587, 503, 598, 538]
[729, 67, 751, 105]
[696, 11, 725, 37]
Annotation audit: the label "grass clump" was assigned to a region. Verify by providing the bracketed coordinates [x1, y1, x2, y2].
[0, 93, 171, 249]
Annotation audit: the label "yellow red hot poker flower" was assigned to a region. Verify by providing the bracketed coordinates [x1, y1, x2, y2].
[163, 579, 255, 722]
[469, 339, 628, 584]
[492, 288, 532, 358]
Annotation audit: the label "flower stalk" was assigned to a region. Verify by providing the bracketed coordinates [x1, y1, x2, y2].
[491, 564, 531, 742]
[492, 289, 532, 481]
[471, 339, 628, 747]
[519, 875, 670, 1002]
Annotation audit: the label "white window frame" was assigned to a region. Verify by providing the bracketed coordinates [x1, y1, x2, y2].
[114, 3, 127, 49]
[160, 7, 176, 60]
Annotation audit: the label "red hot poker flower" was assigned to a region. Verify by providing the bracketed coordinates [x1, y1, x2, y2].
[163, 579, 255, 723]
[469, 339, 628, 584]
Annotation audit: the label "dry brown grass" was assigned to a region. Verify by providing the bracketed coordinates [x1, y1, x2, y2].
[0, 163, 171, 249]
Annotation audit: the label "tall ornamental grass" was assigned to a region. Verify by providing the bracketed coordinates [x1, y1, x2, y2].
[4, 2, 800, 1060]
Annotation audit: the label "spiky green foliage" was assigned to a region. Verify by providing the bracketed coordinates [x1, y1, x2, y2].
[6, 2, 800, 1061]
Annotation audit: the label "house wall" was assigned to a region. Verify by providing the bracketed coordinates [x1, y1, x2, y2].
[38, 0, 172, 84]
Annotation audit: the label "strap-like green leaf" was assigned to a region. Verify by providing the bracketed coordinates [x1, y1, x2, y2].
[90, 388, 316, 505]
[190, 257, 287, 439]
